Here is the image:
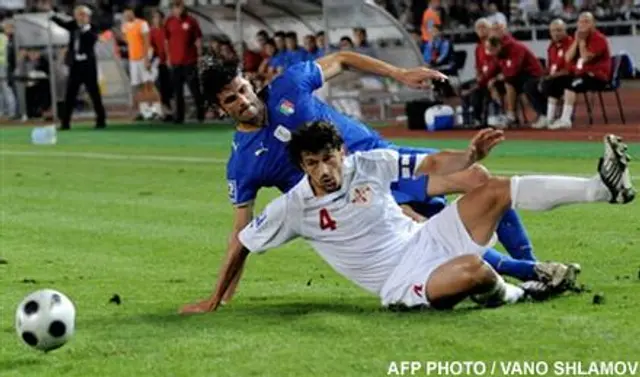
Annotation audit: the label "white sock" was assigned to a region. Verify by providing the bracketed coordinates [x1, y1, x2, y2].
[152, 102, 163, 115]
[510, 175, 611, 211]
[560, 103, 574, 122]
[503, 282, 525, 304]
[472, 273, 524, 306]
[547, 99, 557, 121]
[506, 111, 516, 121]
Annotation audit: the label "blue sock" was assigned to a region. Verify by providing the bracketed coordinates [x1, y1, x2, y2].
[496, 209, 536, 261]
[483, 248, 537, 282]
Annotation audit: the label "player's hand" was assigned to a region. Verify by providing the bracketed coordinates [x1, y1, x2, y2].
[179, 299, 216, 315]
[393, 67, 448, 89]
[468, 128, 505, 161]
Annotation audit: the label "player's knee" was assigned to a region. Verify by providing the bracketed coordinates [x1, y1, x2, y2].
[480, 177, 512, 209]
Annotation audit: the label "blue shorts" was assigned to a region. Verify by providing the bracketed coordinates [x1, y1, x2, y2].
[387, 145, 445, 208]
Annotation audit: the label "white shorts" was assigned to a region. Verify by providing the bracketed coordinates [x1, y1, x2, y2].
[380, 199, 497, 308]
[129, 59, 158, 86]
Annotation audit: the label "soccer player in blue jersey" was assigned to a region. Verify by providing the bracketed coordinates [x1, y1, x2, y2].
[195, 51, 578, 305]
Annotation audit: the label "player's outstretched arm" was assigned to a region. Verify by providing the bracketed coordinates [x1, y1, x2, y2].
[179, 205, 253, 315]
[416, 129, 504, 177]
[220, 204, 253, 303]
[180, 241, 250, 315]
[316, 50, 448, 88]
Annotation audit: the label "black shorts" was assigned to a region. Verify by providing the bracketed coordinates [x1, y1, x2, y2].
[494, 74, 538, 94]
[566, 75, 608, 93]
[539, 75, 573, 99]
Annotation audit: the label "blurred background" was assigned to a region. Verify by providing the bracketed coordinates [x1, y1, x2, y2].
[0, 0, 638, 126]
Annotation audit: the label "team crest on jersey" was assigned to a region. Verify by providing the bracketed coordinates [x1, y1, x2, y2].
[274, 125, 291, 142]
[278, 99, 295, 116]
[506, 59, 512, 68]
[350, 185, 372, 206]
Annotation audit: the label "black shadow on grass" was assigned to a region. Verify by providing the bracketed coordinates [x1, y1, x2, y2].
[0, 357, 46, 373]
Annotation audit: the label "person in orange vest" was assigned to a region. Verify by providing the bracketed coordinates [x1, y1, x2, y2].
[122, 5, 162, 120]
[421, 0, 442, 43]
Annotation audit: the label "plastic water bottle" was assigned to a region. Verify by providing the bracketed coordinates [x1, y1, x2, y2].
[31, 125, 57, 145]
[455, 105, 464, 127]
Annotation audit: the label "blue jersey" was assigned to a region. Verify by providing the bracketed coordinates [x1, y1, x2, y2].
[227, 61, 389, 206]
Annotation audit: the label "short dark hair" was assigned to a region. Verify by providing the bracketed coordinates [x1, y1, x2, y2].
[316, 31, 325, 37]
[199, 57, 241, 105]
[285, 31, 297, 39]
[340, 36, 353, 45]
[264, 38, 276, 48]
[274, 30, 286, 38]
[256, 29, 269, 38]
[288, 121, 344, 168]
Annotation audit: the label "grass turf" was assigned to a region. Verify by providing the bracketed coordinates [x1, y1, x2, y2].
[1, 123, 640, 377]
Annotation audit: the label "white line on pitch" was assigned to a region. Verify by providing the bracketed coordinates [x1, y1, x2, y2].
[2, 149, 638, 181]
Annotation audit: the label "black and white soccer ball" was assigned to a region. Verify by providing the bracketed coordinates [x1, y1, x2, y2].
[15, 289, 76, 352]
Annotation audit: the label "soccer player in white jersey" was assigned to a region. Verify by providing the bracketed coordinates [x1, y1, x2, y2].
[181, 123, 634, 314]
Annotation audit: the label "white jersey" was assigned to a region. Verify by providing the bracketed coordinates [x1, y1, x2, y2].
[239, 149, 428, 295]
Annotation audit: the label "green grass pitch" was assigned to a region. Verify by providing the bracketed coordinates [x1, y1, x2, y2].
[1, 123, 639, 377]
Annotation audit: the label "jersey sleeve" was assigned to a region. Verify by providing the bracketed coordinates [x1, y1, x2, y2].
[227, 160, 259, 206]
[356, 149, 428, 184]
[238, 195, 298, 253]
[279, 60, 324, 94]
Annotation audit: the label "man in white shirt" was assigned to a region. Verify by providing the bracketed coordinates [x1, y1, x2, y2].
[181, 123, 634, 314]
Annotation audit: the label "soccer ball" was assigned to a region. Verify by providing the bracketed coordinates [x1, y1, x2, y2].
[15, 289, 76, 352]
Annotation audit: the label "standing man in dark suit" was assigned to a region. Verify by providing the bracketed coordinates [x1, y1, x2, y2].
[164, 0, 204, 124]
[51, 5, 106, 130]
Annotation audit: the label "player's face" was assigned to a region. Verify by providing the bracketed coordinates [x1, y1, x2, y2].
[124, 10, 134, 22]
[285, 37, 296, 50]
[550, 24, 565, 42]
[217, 76, 264, 125]
[577, 15, 593, 33]
[490, 23, 504, 38]
[475, 24, 488, 39]
[152, 13, 162, 27]
[300, 148, 345, 195]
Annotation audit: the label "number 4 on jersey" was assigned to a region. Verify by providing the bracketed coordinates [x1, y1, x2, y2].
[319, 208, 337, 231]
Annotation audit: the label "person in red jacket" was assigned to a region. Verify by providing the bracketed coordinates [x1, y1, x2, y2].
[525, 19, 574, 129]
[486, 34, 544, 127]
[460, 18, 498, 126]
[549, 12, 612, 130]
[164, 0, 205, 123]
[150, 9, 172, 120]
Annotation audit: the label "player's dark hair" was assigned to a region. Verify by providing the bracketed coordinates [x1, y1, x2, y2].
[264, 38, 276, 48]
[288, 121, 344, 168]
[256, 29, 269, 38]
[275, 30, 286, 38]
[199, 57, 241, 105]
[285, 31, 297, 39]
[316, 31, 325, 37]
